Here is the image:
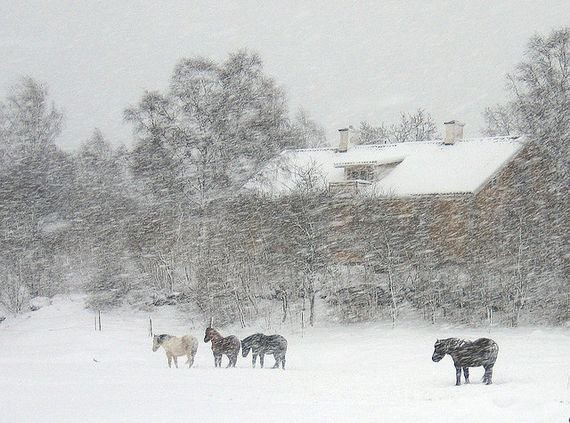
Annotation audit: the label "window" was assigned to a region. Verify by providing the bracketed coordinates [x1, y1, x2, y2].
[345, 165, 373, 181]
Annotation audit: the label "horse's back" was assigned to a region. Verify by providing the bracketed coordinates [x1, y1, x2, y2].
[249, 334, 287, 354]
[454, 338, 498, 367]
[473, 338, 498, 348]
[266, 334, 288, 352]
[218, 334, 241, 353]
[474, 338, 499, 362]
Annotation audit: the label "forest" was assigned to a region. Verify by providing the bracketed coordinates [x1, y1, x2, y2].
[0, 28, 568, 328]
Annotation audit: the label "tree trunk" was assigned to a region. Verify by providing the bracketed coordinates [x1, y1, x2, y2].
[309, 290, 316, 327]
[281, 292, 288, 323]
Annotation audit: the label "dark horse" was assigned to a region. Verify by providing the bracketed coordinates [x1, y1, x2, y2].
[432, 337, 499, 385]
[241, 333, 288, 369]
[204, 327, 241, 368]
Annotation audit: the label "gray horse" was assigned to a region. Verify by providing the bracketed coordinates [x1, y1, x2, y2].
[432, 337, 499, 385]
[241, 333, 287, 369]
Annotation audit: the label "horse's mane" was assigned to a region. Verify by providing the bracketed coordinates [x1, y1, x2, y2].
[438, 338, 467, 351]
[205, 327, 224, 339]
[242, 333, 264, 347]
[157, 334, 173, 343]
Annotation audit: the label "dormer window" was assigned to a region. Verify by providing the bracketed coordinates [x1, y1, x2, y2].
[338, 160, 403, 183]
[346, 165, 374, 181]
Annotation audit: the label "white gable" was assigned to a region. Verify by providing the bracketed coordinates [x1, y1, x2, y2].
[246, 136, 526, 197]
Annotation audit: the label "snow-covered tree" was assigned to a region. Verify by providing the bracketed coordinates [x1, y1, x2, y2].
[0, 77, 72, 305]
[483, 27, 569, 177]
[125, 50, 293, 210]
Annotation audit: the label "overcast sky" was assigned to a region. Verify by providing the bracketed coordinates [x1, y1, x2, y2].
[1, 1, 568, 150]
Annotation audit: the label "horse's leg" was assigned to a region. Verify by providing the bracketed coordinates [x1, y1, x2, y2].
[281, 355, 286, 370]
[463, 367, 469, 384]
[272, 353, 279, 369]
[259, 354, 265, 368]
[483, 366, 493, 385]
[455, 366, 462, 386]
[226, 353, 236, 368]
[214, 353, 221, 367]
[173, 355, 178, 368]
[167, 353, 172, 368]
[187, 353, 194, 368]
[252, 354, 257, 368]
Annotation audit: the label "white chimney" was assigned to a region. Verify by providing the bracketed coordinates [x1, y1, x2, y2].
[443, 120, 465, 145]
[338, 128, 349, 152]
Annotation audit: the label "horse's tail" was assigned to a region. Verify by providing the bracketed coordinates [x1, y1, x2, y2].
[488, 339, 499, 364]
[232, 336, 241, 354]
[280, 336, 288, 352]
[182, 336, 199, 355]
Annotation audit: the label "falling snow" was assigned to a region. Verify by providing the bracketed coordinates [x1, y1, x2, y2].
[0, 3, 569, 422]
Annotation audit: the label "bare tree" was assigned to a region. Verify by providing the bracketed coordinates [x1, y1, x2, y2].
[481, 104, 517, 136]
[359, 109, 439, 145]
[290, 108, 328, 148]
[482, 27, 570, 176]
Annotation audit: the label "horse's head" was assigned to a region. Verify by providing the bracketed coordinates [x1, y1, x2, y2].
[152, 335, 162, 352]
[241, 342, 251, 357]
[432, 339, 446, 362]
[204, 327, 218, 343]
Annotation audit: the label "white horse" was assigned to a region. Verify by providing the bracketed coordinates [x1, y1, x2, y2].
[152, 334, 199, 368]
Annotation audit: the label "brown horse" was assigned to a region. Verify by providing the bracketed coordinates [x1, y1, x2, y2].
[204, 327, 240, 367]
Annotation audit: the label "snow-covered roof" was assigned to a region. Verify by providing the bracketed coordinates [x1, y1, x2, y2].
[246, 136, 527, 197]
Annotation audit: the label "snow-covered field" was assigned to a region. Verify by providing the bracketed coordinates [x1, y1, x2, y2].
[1, 295, 569, 423]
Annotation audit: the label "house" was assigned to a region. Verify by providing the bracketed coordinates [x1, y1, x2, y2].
[247, 121, 527, 198]
[245, 120, 543, 268]
[240, 120, 566, 324]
